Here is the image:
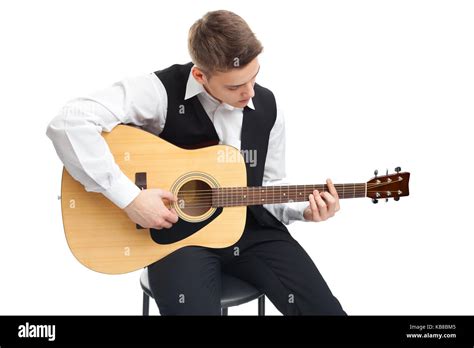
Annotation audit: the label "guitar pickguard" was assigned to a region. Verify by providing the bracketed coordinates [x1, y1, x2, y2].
[149, 207, 223, 245]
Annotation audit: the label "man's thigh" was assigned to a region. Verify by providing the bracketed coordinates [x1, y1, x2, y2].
[222, 238, 347, 315]
[147, 246, 222, 315]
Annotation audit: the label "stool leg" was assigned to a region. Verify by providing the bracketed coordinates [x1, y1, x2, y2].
[143, 292, 150, 316]
[258, 295, 265, 316]
[221, 307, 228, 316]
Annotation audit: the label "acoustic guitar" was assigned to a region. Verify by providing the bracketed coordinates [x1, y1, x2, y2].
[60, 125, 410, 274]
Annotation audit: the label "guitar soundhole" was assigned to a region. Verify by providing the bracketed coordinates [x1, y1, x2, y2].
[177, 179, 213, 217]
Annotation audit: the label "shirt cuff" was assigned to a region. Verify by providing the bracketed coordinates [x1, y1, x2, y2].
[102, 172, 141, 209]
[290, 201, 309, 222]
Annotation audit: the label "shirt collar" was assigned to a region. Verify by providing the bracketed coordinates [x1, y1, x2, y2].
[184, 65, 255, 110]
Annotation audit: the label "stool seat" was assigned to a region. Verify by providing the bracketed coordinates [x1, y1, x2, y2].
[140, 268, 265, 315]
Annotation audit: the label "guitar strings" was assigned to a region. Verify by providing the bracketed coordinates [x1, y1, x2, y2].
[177, 188, 366, 196]
[169, 189, 399, 208]
[174, 183, 397, 198]
[175, 191, 367, 200]
[174, 184, 397, 200]
[158, 181, 404, 208]
[174, 181, 400, 194]
[175, 189, 368, 200]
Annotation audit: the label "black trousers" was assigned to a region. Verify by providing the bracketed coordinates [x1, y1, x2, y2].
[147, 212, 347, 316]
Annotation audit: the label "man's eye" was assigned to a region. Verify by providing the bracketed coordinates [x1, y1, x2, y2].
[227, 87, 238, 91]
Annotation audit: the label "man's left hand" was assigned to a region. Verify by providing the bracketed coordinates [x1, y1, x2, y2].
[303, 178, 340, 222]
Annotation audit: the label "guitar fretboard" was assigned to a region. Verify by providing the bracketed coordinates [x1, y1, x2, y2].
[212, 183, 366, 207]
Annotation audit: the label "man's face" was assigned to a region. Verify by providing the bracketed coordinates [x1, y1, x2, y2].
[192, 57, 260, 108]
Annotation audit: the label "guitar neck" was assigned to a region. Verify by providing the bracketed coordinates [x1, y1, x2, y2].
[212, 183, 367, 207]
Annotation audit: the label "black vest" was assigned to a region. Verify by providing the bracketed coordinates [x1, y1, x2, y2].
[154, 63, 288, 233]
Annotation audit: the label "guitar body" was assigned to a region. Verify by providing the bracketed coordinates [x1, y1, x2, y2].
[61, 125, 247, 274]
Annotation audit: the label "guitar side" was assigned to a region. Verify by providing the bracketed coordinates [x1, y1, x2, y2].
[60, 125, 247, 274]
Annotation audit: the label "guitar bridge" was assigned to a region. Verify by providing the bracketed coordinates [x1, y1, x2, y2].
[135, 172, 147, 229]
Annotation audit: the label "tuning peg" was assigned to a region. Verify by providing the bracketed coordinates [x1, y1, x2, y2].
[394, 197, 400, 201]
[372, 198, 378, 204]
[374, 169, 378, 178]
[386, 169, 388, 176]
[385, 198, 389, 202]
[395, 166, 401, 173]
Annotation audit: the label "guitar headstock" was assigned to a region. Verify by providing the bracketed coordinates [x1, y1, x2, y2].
[366, 167, 410, 203]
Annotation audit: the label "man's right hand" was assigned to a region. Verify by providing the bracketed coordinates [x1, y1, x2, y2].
[123, 189, 179, 229]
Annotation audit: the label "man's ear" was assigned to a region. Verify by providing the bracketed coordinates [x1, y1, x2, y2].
[191, 66, 209, 85]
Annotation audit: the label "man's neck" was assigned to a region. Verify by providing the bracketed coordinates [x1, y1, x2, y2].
[202, 84, 222, 104]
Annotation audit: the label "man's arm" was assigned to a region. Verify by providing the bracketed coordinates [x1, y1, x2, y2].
[262, 100, 340, 224]
[262, 103, 308, 224]
[46, 73, 178, 228]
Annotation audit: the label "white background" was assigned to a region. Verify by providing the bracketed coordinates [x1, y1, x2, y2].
[1, 0, 473, 315]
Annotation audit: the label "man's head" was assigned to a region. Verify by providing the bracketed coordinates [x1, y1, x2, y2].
[188, 10, 263, 108]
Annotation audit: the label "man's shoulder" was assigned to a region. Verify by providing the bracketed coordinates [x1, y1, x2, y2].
[254, 82, 276, 103]
[153, 62, 194, 94]
[153, 62, 193, 77]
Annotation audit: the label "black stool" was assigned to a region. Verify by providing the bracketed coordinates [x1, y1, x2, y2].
[140, 268, 265, 315]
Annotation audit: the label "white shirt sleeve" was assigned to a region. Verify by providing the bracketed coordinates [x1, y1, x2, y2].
[262, 101, 308, 224]
[46, 73, 168, 209]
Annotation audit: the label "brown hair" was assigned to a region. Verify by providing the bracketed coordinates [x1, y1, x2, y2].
[188, 10, 263, 76]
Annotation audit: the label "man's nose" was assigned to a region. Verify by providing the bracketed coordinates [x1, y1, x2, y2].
[241, 82, 255, 99]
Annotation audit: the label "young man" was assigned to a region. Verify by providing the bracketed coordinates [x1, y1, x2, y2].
[47, 10, 346, 315]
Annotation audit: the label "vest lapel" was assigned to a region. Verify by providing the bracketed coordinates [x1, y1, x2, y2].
[189, 96, 220, 142]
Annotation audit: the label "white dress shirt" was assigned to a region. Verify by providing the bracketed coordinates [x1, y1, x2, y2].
[46, 67, 308, 224]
